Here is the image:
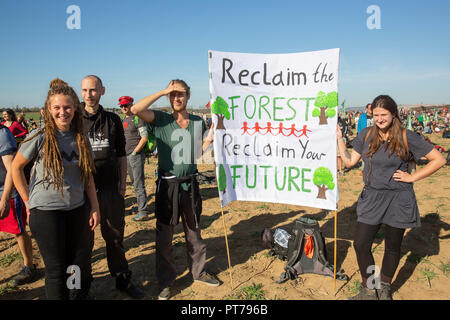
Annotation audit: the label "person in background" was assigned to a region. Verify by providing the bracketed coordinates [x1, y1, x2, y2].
[2, 109, 28, 143]
[119, 95, 150, 222]
[355, 111, 361, 130]
[337, 116, 348, 176]
[17, 112, 29, 132]
[356, 104, 373, 175]
[357, 104, 373, 134]
[38, 108, 45, 128]
[28, 118, 38, 131]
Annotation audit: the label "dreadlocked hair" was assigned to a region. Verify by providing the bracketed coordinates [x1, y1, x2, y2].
[23, 78, 95, 196]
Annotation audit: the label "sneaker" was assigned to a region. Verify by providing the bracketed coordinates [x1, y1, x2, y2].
[158, 287, 171, 300]
[132, 213, 150, 221]
[194, 273, 220, 287]
[9, 265, 38, 287]
[338, 171, 345, 176]
[348, 285, 378, 300]
[376, 282, 392, 300]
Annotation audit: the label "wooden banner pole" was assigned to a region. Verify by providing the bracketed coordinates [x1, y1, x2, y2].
[220, 206, 234, 291]
[333, 209, 338, 292]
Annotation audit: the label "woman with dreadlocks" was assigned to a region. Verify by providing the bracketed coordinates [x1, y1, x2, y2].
[337, 95, 446, 300]
[11, 78, 100, 300]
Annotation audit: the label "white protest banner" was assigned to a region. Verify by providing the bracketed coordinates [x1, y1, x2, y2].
[208, 49, 340, 210]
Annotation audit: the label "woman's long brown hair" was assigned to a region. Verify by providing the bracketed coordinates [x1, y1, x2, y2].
[22, 78, 95, 195]
[366, 95, 408, 160]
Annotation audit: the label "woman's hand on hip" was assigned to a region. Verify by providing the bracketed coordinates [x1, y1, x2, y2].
[392, 170, 415, 183]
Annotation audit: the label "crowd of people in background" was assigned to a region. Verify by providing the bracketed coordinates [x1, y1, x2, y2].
[336, 105, 449, 175]
[338, 105, 450, 141]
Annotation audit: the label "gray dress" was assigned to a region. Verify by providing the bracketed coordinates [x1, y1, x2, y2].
[352, 128, 434, 229]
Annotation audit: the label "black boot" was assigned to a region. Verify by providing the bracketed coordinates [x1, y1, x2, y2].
[115, 271, 145, 299]
[348, 285, 378, 300]
[70, 288, 94, 300]
[376, 282, 392, 300]
[70, 276, 94, 300]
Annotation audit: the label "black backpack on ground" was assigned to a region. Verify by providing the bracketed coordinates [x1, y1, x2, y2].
[262, 217, 348, 284]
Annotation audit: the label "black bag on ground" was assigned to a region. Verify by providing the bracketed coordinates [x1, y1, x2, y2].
[262, 217, 348, 283]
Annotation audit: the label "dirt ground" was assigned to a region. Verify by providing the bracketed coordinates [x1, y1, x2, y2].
[1, 132, 449, 300]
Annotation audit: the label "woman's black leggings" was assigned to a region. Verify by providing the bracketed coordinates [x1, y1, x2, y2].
[29, 203, 92, 300]
[353, 222, 405, 287]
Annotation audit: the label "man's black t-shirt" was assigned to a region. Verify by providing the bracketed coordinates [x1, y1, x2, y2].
[82, 104, 126, 187]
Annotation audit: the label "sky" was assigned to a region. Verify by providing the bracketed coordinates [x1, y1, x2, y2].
[0, 0, 449, 110]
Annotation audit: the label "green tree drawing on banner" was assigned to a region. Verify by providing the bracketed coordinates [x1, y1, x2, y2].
[211, 96, 231, 130]
[312, 91, 338, 125]
[313, 167, 335, 200]
[218, 164, 227, 194]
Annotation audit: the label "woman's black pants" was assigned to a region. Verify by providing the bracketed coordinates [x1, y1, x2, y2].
[29, 203, 92, 300]
[353, 221, 405, 287]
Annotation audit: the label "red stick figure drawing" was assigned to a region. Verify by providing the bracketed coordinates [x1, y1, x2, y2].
[297, 125, 312, 138]
[260, 122, 276, 136]
[287, 124, 298, 137]
[253, 122, 264, 135]
[241, 121, 254, 135]
[278, 123, 288, 136]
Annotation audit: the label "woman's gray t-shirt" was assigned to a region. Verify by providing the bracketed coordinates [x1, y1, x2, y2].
[19, 130, 86, 211]
[352, 127, 434, 190]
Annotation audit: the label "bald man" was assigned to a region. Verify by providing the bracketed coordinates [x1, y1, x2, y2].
[79, 75, 144, 299]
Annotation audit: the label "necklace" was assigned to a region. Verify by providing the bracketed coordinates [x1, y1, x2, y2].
[378, 131, 390, 142]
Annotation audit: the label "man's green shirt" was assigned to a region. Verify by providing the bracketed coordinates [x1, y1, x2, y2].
[150, 110, 206, 190]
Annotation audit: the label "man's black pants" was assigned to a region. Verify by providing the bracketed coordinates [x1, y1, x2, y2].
[89, 187, 129, 277]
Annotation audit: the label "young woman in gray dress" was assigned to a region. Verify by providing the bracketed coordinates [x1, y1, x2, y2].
[337, 95, 446, 300]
